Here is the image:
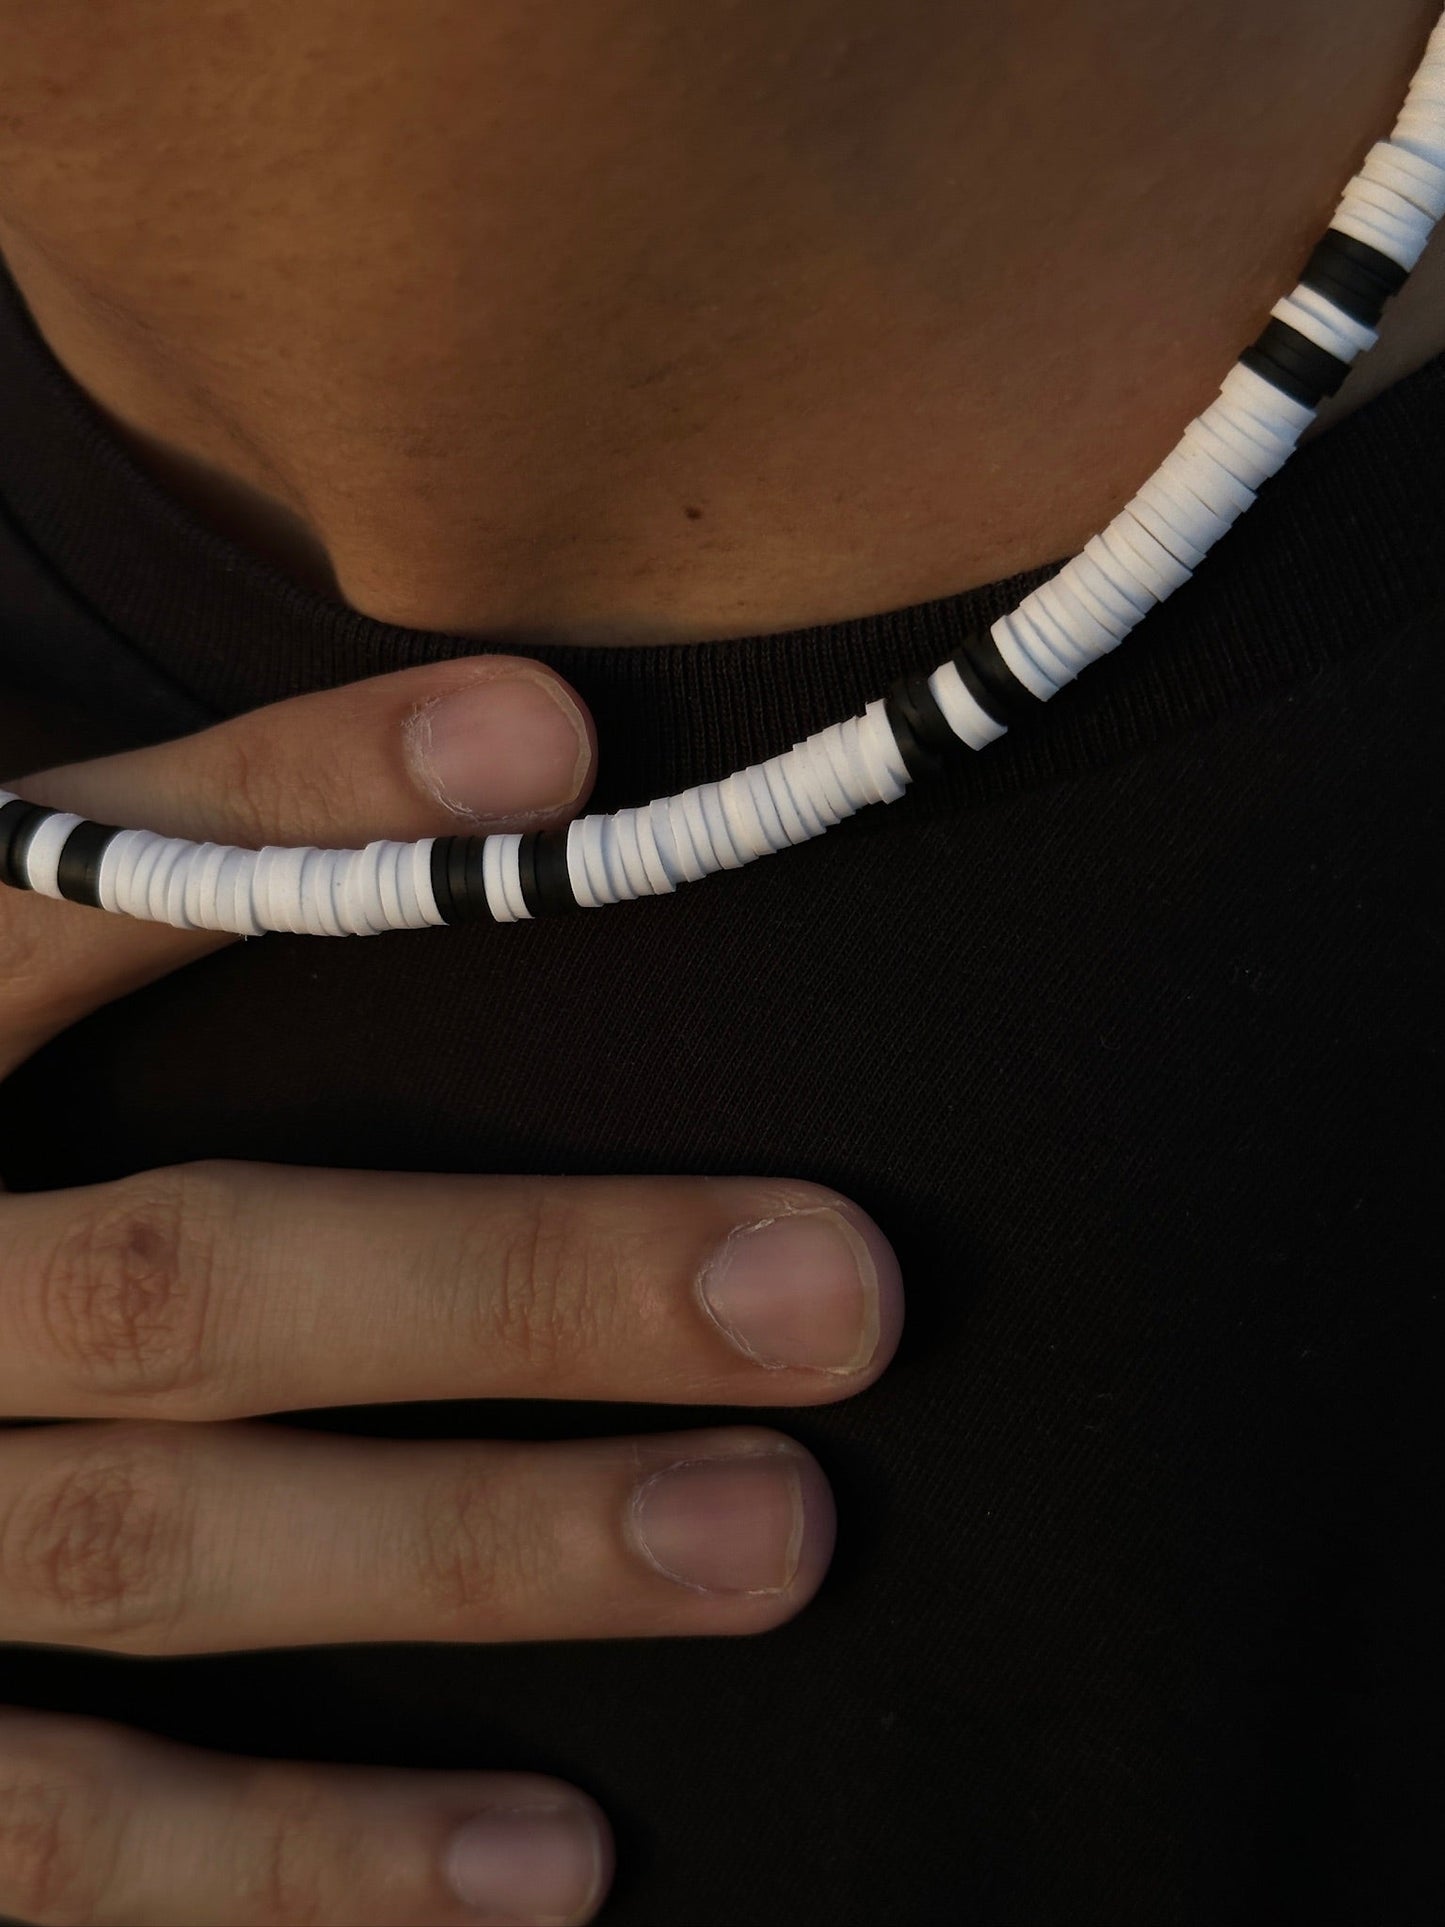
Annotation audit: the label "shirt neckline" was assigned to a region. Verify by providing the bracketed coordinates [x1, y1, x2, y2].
[2, 241, 1442, 818]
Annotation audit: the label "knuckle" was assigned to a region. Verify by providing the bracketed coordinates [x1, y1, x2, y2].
[411, 1457, 549, 1622]
[29, 1168, 231, 1407]
[0, 1427, 193, 1652]
[0, 1724, 119, 1925]
[211, 731, 280, 850]
[0, 908, 56, 1056]
[214, 730, 344, 851]
[235, 1768, 341, 1927]
[459, 1187, 612, 1376]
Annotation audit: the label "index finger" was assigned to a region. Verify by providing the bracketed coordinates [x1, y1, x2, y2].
[0, 655, 595, 1076]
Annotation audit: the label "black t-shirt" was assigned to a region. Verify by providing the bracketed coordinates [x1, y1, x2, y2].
[1, 243, 1440, 1925]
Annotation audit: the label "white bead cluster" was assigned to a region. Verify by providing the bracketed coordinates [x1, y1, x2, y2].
[481, 699, 911, 920]
[0, 800, 448, 936]
[985, 360, 1313, 706]
[90, 835, 447, 937]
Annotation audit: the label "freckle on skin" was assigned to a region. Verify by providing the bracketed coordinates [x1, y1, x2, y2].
[684, 505, 703, 519]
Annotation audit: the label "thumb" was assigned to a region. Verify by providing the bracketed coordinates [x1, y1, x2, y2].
[0, 655, 596, 1072]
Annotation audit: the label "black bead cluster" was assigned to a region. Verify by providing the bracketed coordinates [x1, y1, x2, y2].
[1242, 230, 1411, 408]
[884, 626, 1046, 782]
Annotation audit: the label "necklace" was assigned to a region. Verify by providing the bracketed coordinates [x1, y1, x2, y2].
[4, 13, 1443, 936]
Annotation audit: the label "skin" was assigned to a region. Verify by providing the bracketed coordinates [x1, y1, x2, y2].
[0, 658, 903, 1925]
[0, 4, 1441, 1920]
[0, 0, 1440, 649]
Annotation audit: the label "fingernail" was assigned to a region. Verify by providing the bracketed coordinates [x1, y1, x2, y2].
[696, 1207, 881, 1373]
[444, 1802, 604, 1924]
[407, 674, 590, 823]
[628, 1451, 806, 1594]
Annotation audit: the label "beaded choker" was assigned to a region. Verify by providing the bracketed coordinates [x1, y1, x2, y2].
[4, 14, 1444, 936]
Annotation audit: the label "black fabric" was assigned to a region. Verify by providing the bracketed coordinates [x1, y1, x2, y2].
[0, 240, 1440, 1926]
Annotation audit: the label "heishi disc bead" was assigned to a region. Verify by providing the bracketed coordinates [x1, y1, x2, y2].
[1071, 547, 1148, 625]
[748, 763, 795, 851]
[1347, 168, 1440, 237]
[1334, 178, 1434, 268]
[861, 699, 910, 802]
[570, 815, 606, 905]
[483, 833, 525, 922]
[292, 845, 327, 933]
[720, 766, 776, 859]
[222, 848, 265, 936]
[1009, 601, 1087, 679]
[667, 791, 710, 880]
[1098, 513, 1192, 601]
[1128, 490, 1208, 569]
[926, 659, 1006, 751]
[990, 617, 1060, 701]
[1028, 581, 1111, 667]
[1136, 471, 1232, 559]
[19, 812, 85, 898]
[700, 779, 747, 868]
[611, 809, 649, 900]
[1272, 284, 1378, 361]
[646, 796, 687, 885]
[182, 842, 226, 932]
[325, 847, 363, 934]
[598, 813, 636, 902]
[1018, 580, 1100, 665]
[144, 838, 185, 926]
[677, 785, 720, 875]
[771, 749, 824, 839]
[804, 728, 852, 820]
[1393, 103, 1445, 170]
[295, 849, 333, 936]
[1036, 569, 1130, 654]
[1157, 437, 1258, 519]
[583, 815, 622, 904]
[820, 720, 865, 812]
[338, 843, 380, 936]
[1184, 403, 1287, 490]
[119, 832, 166, 922]
[782, 737, 832, 826]
[408, 839, 444, 926]
[1218, 361, 1315, 439]
[632, 804, 678, 894]
[1080, 532, 1157, 615]
[374, 841, 404, 931]
[96, 828, 144, 918]
[1058, 556, 1137, 640]
[1361, 139, 1445, 219]
[743, 761, 792, 849]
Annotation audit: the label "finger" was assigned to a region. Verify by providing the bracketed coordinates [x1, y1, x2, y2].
[0, 654, 596, 1074]
[0, 1420, 835, 1655]
[0, 1704, 612, 1926]
[0, 1165, 904, 1419]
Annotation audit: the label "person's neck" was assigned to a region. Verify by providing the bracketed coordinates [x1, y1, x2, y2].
[0, 0, 1441, 649]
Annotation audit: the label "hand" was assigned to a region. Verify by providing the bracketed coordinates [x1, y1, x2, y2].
[0, 656, 904, 1927]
